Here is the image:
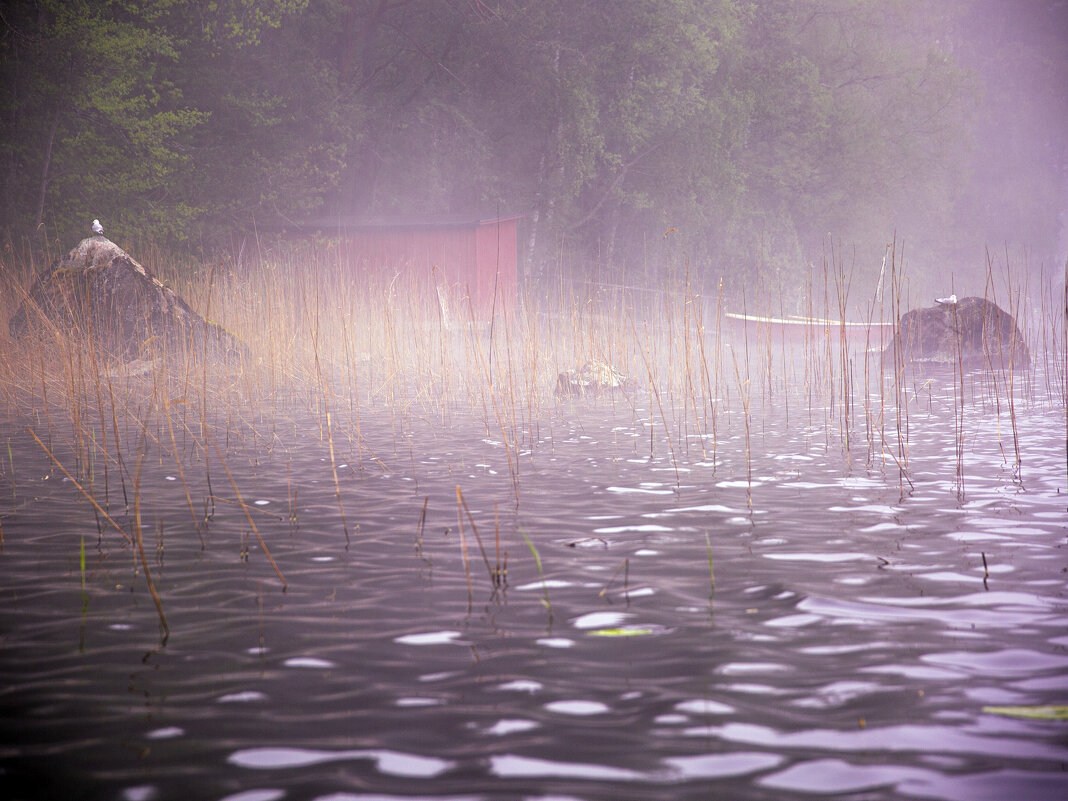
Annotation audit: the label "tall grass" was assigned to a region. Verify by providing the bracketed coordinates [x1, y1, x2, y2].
[0, 235, 1062, 638]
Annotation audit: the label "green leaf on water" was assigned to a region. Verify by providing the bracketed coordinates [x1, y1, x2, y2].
[519, 528, 542, 574]
[79, 535, 86, 588]
[519, 527, 552, 621]
[589, 627, 654, 637]
[982, 705, 1068, 720]
[705, 532, 715, 592]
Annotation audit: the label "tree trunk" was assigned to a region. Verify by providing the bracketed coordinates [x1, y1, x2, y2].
[34, 109, 61, 230]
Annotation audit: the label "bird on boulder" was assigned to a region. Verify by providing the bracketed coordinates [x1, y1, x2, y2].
[92, 219, 104, 235]
[935, 293, 957, 305]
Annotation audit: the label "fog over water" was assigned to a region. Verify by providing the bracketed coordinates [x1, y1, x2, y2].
[946, 1, 1068, 273]
[1, 353, 1066, 800]
[1, 5, 1067, 800]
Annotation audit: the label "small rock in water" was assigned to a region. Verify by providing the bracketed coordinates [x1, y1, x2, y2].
[556, 359, 629, 397]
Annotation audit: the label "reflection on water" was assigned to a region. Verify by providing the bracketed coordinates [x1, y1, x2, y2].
[0, 385, 1066, 800]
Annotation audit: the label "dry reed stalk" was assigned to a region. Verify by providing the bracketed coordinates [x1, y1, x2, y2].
[710, 278, 726, 466]
[802, 265, 817, 427]
[998, 255, 1024, 480]
[200, 267, 217, 523]
[629, 316, 681, 487]
[821, 254, 835, 445]
[324, 411, 351, 547]
[705, 533, 715, 595]
[433, 272, 455, 427]
[207, 433, 287, 589]
[3, 439, 11, 514]
[83, 329, 116, 518]
[464, 295, 521, 503]
[132, 448, 170, 641]
[415, 495, 429, 561]
[126, 389, 169, 631]
[68, 329, 89, 483]
[341, 294, 365, 469]
[518, 301, 542, 445]
[888, 243, 910, 497]
[405, 426, 420, 494]
[500, 312, 527, 484]
[681, 266, 706, 459]
[831, 243, 854, 455]
[978, 255, 1012, 449]
[46, 296, 79, 459]
[759, 287, 774, 413]
[775, 288, 790, 430]
[455, 485, 497, 585]
[286, 459, 298, 527]
[302, 262, 352, 545]
[950, 286, 966, 500]
[493, 501, 505, 587]
[1040, 263, 1067, 410]
[729, 341, 754, 509]
[454, 486, 474, 608]
[101, 368, 131, 512]
[873, 419, 913, 491]
[28, 426, 132, 545]
[694, 297, 718, 466]
[162, 393, 205, 547]
[597, 557, 629, 600]
[861, 274, 886, 469]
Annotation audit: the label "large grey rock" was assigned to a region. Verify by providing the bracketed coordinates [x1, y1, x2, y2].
[9, 236, 245, 360]
[883, 296, 1029, 370]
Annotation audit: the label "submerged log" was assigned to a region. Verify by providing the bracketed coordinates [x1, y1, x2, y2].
[8, 236, 246, 361]
[883, 296, 1029, 370]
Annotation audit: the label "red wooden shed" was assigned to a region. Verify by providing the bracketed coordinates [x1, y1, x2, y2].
[327, 216, 520, 321]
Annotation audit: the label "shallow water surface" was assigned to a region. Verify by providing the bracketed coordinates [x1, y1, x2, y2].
[1, 392, 1066, 800]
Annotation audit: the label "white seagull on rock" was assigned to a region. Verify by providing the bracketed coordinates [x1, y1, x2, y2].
[935, 293, 957, 305]
[92, 219, 104, 235]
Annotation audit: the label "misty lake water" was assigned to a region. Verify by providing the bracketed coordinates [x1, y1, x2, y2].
[1, 367, 1066, 801]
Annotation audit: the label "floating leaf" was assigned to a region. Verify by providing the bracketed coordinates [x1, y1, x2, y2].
[982, 705, 1068, 720]
[589, 627, 654, 637]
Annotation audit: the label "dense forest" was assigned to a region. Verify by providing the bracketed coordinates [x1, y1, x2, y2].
[1, 0, 1065, 296]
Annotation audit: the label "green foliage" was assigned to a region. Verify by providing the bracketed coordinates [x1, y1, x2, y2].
[1, 0, 1062, 289]
[0, 1, 209, 244]
[588, 627, 655, 637]
[200, 0, 308, 49]
[983, 705, 1068, 721]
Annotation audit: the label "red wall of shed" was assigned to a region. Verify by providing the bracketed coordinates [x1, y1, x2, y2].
[337, 219, 517, 320]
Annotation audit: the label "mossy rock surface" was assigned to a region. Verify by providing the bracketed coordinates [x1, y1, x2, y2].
[883, 296, 1029, 370]
[9, 236, 247, 361]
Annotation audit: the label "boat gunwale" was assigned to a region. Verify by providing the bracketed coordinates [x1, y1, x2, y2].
[724, 312, 895, 329]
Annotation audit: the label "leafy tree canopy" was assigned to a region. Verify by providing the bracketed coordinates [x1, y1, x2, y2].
[1, 0, 1062, 294]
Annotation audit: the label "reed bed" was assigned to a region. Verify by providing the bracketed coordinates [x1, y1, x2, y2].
[1, 240, 1060, 491]
[0, 237, 1063, 640]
